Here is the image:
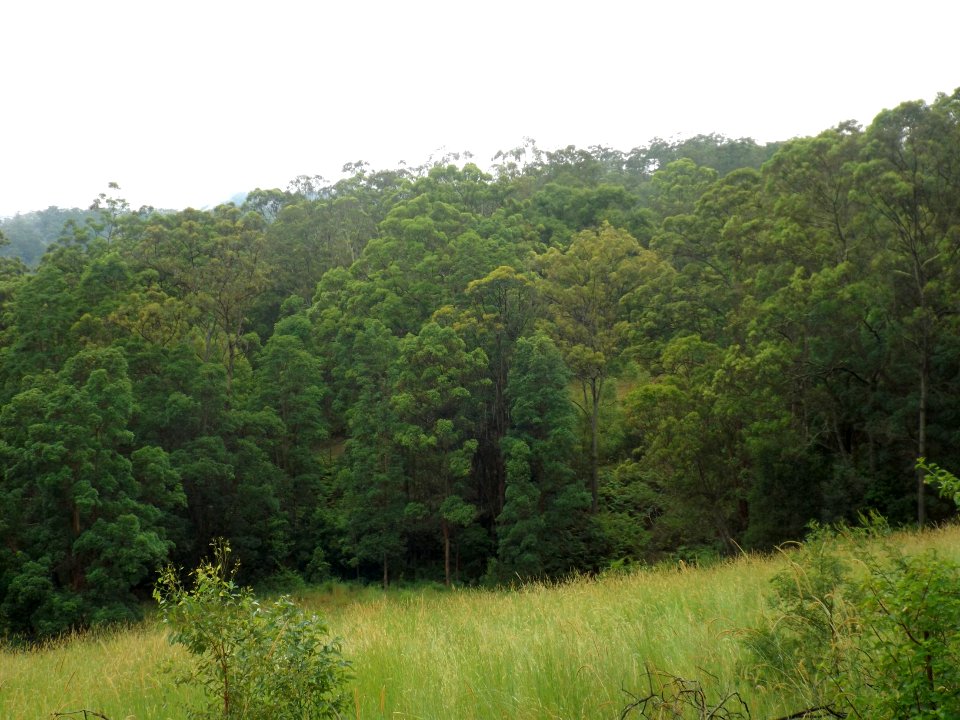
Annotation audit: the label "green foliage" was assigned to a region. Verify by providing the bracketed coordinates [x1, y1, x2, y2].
[495, 437, 544, 579]
[391, 321, 488, 585]
[536, 223, 665, 511]
[3, 90, 960, 604]
[0, 206, 98, 266]
[154, 543, 350, 720]
[746, 524, 853, 697]
[495, 333, 590, 581]
[853, 548, 960, 718]
[629, 133, 778, 179]
[0, 347, 179, 638]
[748, 520, 960, 718]
[917, 458, 960, 508]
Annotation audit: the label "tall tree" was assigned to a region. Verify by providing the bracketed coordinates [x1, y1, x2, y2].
[250, 313, 331, 572]
[391, 321, 488, 585]
[134, 206, 268, 391]
[462, 265, 540, 516]
[496, 334, 589, 579]
[853, 91, 960, 524]
[621, 336, 751, 554]
[535, 223, 664, 510]
[0, 348, 182, 636]
[339, 320, 406, 587]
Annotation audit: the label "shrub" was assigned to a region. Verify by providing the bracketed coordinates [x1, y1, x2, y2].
[745, 522, 854, 701]
[154, 542, 350, 720]
[747, 519, 960, 718]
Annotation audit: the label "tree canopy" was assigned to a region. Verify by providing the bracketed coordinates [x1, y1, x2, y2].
[3, 94, 960, 636]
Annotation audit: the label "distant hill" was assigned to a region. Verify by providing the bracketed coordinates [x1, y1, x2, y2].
[0, 206, 97, 267]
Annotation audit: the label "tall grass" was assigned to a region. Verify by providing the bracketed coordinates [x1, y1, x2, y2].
[2, 523, 958, 719]
[0, 624, 197, 719]
[316, 556, 793, 719]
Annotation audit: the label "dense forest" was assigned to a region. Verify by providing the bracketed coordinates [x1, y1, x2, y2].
[1, 90, 959, 638]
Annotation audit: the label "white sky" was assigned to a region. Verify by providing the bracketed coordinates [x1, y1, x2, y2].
[1, 0, 958, 217]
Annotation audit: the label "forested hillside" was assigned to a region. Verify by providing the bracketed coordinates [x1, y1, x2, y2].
[0, 206, 100, 267]
[2, 91, 959, 638]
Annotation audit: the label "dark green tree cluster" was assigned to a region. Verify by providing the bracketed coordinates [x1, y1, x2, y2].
[2, 92, 959, 637]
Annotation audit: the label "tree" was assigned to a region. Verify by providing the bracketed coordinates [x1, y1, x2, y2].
[0, 347, 182, 636]
[535, 223, 663, 510]
[628, 133, 777, 179]
[621, 335, 760, 555]
[496, 334, 589, 579]
[391, 321, 488, 585]
[644, 158, 718, 222]
[649, 167, 763, 346]
[2, 243, 87, 386]
[852, 91, 960, 524]
[463, 265, 540, 516]
[134, 206, 269, 391]
[338, 320, 406, 587]
[250, 314, 330, 573]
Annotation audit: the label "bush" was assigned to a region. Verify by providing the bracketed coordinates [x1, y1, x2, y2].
[154, 542, 350, 720]
[853, 548, 960, 718]
[747, 519, 960, 718]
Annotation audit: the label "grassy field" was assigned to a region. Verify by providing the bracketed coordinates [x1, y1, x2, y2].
[2, 523, 958, 719]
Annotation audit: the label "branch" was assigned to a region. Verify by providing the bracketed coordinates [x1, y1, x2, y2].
[620, 670, 750, 719]
[771, 706, 848, 719]
[53, 712, 113, 720]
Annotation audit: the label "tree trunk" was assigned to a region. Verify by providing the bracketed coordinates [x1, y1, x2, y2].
[590, 379, 601, 512]
[442, 519, 451, 587]
[917, 350, 928, 526]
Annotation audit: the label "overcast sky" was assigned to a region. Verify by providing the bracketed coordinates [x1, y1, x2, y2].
[2, 1, 958, 217]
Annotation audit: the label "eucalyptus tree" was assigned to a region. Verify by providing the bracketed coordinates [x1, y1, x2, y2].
[249, 313, 332, 572]
[390, 321, 489, 585]
[535, 223, 665, 511]
[133, 205, 269, 391]
[0, 348, 182, 636]
[852, 90, 960, 524]
[621, 335, 756, 554]
[338, 319, 406, 587]
[461, 265, 540, 517]
[496, 333, 589, 579]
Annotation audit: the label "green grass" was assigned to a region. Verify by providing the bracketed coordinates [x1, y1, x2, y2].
[316, 561, 774, 719]
[0, 624, 198, 719]
[2, 523, 958, 719]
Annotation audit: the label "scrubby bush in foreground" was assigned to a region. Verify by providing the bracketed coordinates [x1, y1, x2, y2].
[154, 542, 350, 720]
[747, 519, 960, 719]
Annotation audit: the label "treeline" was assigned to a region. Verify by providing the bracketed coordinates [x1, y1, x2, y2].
[2, 92, 959, 638]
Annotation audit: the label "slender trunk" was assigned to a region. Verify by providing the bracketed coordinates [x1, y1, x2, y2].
[202, 323, 215, 363]
[496, 349, 508, 514]
[911, 240, 929, 527]
[495, 451, 506, 517]
[590, 379, 601, 512]
[226, 340, 235, 395]
[382, 551, 388, 590]
[917, 347, 928, 526]
[220, 645, 230, 718]
[442, 519, 451, 587]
